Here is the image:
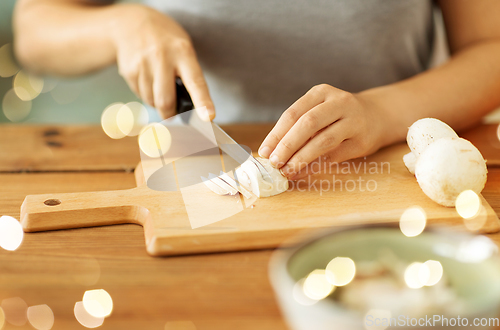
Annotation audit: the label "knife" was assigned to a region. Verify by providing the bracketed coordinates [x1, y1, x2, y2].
[175, 79, 273, 183]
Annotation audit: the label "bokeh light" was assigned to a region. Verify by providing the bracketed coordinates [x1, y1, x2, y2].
[165, 321, 197, 330]
[116, 102, 149, 136]
[364, 309, 392, 330]
[292, 279, 317, 306]
[0, 44, 20, 77]
[404, 262, 428, 289]
[82, 289, 113, 318]
[423, 260, 443, 286]
[101, 103, 126, 139]
[325, 257, 356, 286]
[41, 79, 57, 93]
[27, 305, 54, 330]
[456, 236, 497, 263]
[463, 206, 488, 232]
[302, 269, 335, 300]
[455, 190, 481, 219]
[0, 215, 24, 251]
[1, 297, 28, 326]
[497, 124, 500, 142]
[74, 301, 104, 328]
[13, 70, 44, 101]
[399, 206, 426, 237]
[417, 263, 430, 286]
[2, 89, 32, 122]
[138, 123, 172, 158]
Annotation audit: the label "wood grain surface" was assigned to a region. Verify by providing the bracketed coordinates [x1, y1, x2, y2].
[462, 124, 500, 166]
[1, 124, 500, 330]
[0, 171, 286, 330]
[20, 130, 500, 256]
[0, 124, 274, 173]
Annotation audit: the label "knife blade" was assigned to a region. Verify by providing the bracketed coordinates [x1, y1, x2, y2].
[211, 123, 273, 184]
[175, 78, 273, 184]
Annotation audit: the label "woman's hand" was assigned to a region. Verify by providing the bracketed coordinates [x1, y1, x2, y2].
[111, 5, 214, 120]
[258, 84, 390, 180]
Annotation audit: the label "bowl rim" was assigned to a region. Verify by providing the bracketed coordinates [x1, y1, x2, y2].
[268, 222, 500, 318]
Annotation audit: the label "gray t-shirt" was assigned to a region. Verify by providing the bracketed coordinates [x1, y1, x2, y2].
[144, 0, 434, 123]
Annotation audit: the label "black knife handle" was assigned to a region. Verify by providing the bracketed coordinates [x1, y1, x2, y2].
[176, 78, 194, 114]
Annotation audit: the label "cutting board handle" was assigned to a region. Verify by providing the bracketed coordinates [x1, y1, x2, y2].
[20, 189, 147, 232]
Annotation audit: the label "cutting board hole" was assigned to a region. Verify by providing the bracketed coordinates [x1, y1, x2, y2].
[43, 129, 60, 137]
[44, 199, 61, 206]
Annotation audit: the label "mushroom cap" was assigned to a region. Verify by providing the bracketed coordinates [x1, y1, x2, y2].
[403, 152, 417, 175]
[415, 137, 487, 207]
[407, 118, 458, 156]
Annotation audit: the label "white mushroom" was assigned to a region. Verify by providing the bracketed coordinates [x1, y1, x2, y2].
[235, 157, 289, 197]
[202, 172, 253, 198]
[415, 137, 487, 207]
[404, 118, 488, 207]
[218, 172, 253, 199]
[403, 152, 417, 175]
[407, 118, 458, 156]
[202, 158, 288, 198]
[201, 175, 230, 195]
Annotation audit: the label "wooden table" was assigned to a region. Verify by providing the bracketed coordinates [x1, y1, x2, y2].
[1, 124, 499, 330]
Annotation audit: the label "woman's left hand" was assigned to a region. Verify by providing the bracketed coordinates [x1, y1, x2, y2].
[258, 84, 389, 180]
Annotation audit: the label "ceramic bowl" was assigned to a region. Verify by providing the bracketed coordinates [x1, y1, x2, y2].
[269, 224, 500, 330]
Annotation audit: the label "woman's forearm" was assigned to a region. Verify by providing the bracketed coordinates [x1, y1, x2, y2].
[14, 0, 216, 119]
[361, 40, 500, 147]
[13, 0, 137, 76]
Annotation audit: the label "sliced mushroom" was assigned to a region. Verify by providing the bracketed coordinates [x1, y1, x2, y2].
[235, 157, 289, 197]
[201, 175, 229, 195]
[218, 172, 253, 199]
[205, 173, 239, 195]
[202, 171, 255, 199]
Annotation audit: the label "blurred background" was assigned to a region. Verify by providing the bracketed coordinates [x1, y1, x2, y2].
[1, 1, 499, 125]
[0, 0, 139, 124]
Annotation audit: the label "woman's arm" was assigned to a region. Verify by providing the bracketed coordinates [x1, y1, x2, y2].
[13, 0, 214, 120]
[259, 0, 500, 180]
[365, 0, 500, 143]
[14, 0, 118, 76]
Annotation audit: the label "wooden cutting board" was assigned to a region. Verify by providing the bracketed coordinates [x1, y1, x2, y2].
[20, 142, 500, 256]
[461, 124, 500, 166]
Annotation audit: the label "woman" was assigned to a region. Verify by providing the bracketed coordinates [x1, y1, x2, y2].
[13, 0, 500, 180]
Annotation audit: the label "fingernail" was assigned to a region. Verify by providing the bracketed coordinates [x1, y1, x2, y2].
[206, 107, 215, 121]
[195, 106, 210, 121]
[269, 154, 279, 167]
[202, 108, 211, 121]
[280, 166, 294, 178]
[259, 146, 271, 158]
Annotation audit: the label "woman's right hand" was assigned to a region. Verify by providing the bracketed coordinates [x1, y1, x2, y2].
[111, 4, 214, 120]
